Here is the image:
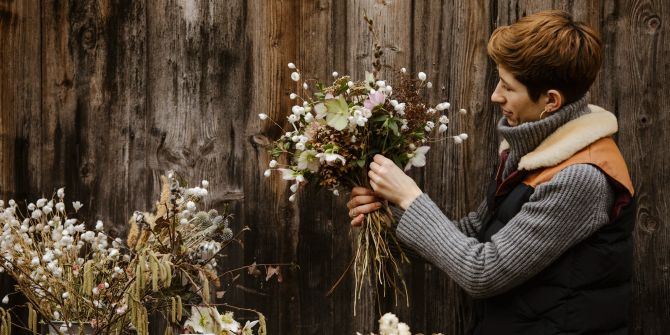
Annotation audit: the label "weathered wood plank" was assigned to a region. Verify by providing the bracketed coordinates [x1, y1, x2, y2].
[612, 1, 670, 333]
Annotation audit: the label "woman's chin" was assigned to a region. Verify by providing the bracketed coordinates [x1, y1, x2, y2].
[504, 116, 519, 126]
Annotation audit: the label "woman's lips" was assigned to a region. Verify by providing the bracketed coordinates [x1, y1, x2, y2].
[502, 110, 513, 117]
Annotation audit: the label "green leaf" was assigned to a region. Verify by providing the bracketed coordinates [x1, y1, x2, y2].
[387, 120, 400, 136]
[370, 114, 388, 123]
[355, 159, 366, 168]
[324, 97, 349, 131]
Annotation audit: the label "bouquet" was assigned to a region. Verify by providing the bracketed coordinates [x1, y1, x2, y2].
[0, 189, 133, 335]
[260, 28, 467, 309]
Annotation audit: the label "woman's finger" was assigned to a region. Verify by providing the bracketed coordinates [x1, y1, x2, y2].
[351, 186, 375, 197]
[352, 202, 382, 217]
[347, 195, 378, 210]
[351, 214, 365, 226]
[369, 161, 381, 173]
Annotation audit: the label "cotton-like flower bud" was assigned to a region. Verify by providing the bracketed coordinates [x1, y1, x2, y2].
[436, 102, 451, 111]
[453, 136, 463, 144]
[304, 113, 314, 122]
[201, 180, 209, 188]
[295, 143, 305, 151]
[438, 124, 448, 133]
[288, 194, 296, 202]
[459, 133, 469, 140]
[95, 220, 103, 231]
[418, 72, 427, 81]
[186, 201, 196, 212]
[180, 218, 189, 225]
[62, 292, 69, 299]
[36, 198, 47, 208]
[28, 203, 35, 211]
[291, 72, 300, 81]
[72, 201, 83, 212]
[269, 160, 278, 168]
[264, 169, 271, 178]
[401, 67, 407, 73]
[290, 184, 299, 193]
[302, 82, 309, 90]
[347, 81, 354, 88]
[459, 108, 467, 114]
[439, 115, 449, 124]
[57, 188, 65, 198]
[289, 93, 298, 100]
[295, 175, 305, 183]
[332, 189, 339, 196]
[258, 113, 268, 120]
[332, 71, 338, 77]
[426, 82, 433, 88]
[287, 114, 299, 124]
[376, 80, 386, 87]
[288, 62, 296, 69]
[1, 295, 8, 304]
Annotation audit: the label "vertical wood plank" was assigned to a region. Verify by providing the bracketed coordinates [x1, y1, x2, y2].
[611, 1, 670, 333]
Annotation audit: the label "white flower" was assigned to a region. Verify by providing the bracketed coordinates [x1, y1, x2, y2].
[31, 209, 43, 219]
[418, 72, 427, 81]
[258, 113, 268, 120]
[439, 115, 449, 124]
[186, 201, 196, 212]
[292, 105, 304, 116]
[347, 81, 354, 88]
[57, 188, 65, 198]
[290, 183, 299, 193]
[453, 135, 463, 144]
[426, 81, 433, 88]
[201, 180, 209, 188]
[184, 306, 224, 334]
[1, 295, 8, 304]
[302, 82, 309, 90]
[288, 62, 296, 69]
[401, 67, 407, 73]
[289, 93, 298, 100]
[288, 194, 296, 202]
[287, 114, 299, 124]
[398, 322, 411, 335]
[304, 112, 314, 122]
[316, 152, 346, 165]
[36, 198, 47, 208]
[95, 220, 104, 231]
[291, 72, 300, 81]
[459, 108, 467, 114]
[279, 169, 297, 181]
[297, 150, 320, 172]
[62, 292, 69, 299]
[314, 103, 327, 119]
[180, 218, 189, 225]
[269, 160, 278, 168]
[27, 203, 35, 211]
[72, 201, 83, 212]
[438, 124, 448, 133]
[55, 202, 65, 212]
[332, 71, 339, 77]
[459, 133, 469, 140]
[42, 206, 53, 215]
[404, 146, 430, 171]
[295, 142, 305, 151]
[264, 169, 272, 178]
[436, 102, 451, 111]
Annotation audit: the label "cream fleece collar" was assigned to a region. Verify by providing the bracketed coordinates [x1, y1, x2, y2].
[499, 105, 618, 171]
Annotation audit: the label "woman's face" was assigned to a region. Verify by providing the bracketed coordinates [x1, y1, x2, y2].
[491, 65, 546, 126]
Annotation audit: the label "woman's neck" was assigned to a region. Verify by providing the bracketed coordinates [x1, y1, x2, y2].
[497, 94, 591, 178]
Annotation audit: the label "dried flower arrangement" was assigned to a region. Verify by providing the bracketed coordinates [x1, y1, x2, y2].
[259, 17, 467, 312]
[0, 172, 271, 335]
[0, 188, 134, 335]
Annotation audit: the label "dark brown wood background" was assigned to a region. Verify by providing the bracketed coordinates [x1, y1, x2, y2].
[1, 0, 668, 334]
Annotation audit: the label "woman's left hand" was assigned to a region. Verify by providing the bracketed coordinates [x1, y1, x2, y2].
[368, 154, 423, 210]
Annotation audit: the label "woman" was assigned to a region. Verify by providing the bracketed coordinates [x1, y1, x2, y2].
[347, 10, 635, 335]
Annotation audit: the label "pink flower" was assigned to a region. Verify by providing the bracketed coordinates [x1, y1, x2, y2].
[364, 91, 386, 110]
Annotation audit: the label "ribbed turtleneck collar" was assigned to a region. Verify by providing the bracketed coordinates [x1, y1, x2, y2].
[497, 94, 591, 178]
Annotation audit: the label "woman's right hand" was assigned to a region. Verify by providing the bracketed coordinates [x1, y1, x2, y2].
[346, 186, 382, 226]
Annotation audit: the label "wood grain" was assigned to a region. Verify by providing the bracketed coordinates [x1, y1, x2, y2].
[0, 0, 668, 333]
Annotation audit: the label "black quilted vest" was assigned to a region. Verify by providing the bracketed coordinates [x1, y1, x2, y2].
[472, 151, 635, 335]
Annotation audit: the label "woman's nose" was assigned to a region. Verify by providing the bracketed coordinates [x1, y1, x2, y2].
[491, 84, 505, 104]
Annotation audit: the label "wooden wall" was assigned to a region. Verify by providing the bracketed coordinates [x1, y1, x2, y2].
[1, 0, 668, 334]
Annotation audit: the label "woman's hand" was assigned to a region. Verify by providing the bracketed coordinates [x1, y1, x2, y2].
[368, 154, 422, 210]
[346, 187, 382, 226]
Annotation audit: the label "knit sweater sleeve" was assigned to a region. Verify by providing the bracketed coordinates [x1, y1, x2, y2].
[395, 164, 614, 298]
[390, 199, 488, 237]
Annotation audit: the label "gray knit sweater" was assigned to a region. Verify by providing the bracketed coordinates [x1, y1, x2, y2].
[395, 95, 615, 298]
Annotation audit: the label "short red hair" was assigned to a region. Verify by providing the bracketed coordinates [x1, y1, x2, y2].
[487, 10, 602, 103]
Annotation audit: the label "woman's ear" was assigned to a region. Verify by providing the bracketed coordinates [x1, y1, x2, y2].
[545, 89, 563, 112]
